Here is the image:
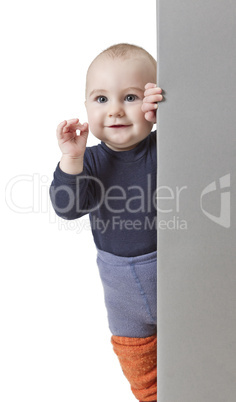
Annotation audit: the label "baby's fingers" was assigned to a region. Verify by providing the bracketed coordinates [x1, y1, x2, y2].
[56, 118, 84, 139]
[143, 94, 163, 104]
[144, 86, 162, 96]
[63, 118, 86, 131]
[78, 122, 89, 140]
[144, 83, 157, 90]
[141, 102, 158, 114]
[144, 111, 157, 123]
[56, 120, 68, 140]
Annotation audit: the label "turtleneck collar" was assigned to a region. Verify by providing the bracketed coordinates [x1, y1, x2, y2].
[100, 133, 151, 163]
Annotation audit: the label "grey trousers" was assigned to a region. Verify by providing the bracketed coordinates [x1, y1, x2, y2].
[97, 249, 157, 338]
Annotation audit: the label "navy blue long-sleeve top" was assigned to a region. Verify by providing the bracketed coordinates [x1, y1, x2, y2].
[49, 131, 157, 257]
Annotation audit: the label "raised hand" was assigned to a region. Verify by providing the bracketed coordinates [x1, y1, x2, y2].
[141, 83, 163, 123]
[56, 118, 89, 159]
[56, 118, 89, 174]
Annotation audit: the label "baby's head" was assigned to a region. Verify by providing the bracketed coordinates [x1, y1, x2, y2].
[85, 43, 157, 152]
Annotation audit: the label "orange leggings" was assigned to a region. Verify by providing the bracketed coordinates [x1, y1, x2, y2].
[111, 334, 157, 402]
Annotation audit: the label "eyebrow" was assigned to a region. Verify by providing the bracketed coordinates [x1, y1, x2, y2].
[126, 86, 144, 94]
[88, 86, 144, 98]
[89, 89, 108, 97]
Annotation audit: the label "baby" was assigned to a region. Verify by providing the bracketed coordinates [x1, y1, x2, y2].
[50, 43, 163, 402]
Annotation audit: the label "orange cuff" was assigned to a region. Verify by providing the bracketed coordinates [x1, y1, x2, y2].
[111, 334, 157, 402]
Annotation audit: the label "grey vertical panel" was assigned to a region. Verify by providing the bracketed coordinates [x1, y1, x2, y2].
[157, 1, 236, 401]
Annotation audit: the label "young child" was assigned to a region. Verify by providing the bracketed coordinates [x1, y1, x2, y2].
[50, 43, 163, 402]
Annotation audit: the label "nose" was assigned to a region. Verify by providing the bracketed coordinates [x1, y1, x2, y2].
[108, 102, 125, 118]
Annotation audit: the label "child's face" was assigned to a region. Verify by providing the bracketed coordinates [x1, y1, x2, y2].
[85, 56, 156, 151]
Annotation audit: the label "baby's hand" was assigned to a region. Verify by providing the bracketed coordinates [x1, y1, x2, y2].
[141, 83, 163, 123]
[56, 118, 89, 158]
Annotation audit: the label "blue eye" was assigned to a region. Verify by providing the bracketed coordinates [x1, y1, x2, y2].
[125, 94, 138, 102]
[97, 96, 108, 103]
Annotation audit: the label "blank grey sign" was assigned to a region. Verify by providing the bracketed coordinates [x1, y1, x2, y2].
[157, 1, 236, 401]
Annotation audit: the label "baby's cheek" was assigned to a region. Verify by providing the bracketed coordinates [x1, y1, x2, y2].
[87, 108, 99, 125]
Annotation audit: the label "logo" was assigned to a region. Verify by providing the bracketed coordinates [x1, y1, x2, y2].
[200, 174, 231, 228]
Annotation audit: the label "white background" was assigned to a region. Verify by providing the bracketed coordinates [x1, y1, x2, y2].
[1, 1, 156, 401]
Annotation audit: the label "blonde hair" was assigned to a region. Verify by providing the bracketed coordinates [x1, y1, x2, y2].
[86, 43, 156, 94]
[97, 43, 156, 70]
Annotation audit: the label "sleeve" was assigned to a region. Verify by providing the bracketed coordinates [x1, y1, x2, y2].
[49, 160, 98, 220]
